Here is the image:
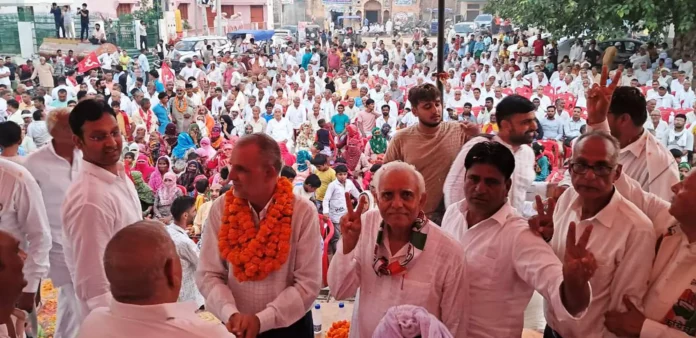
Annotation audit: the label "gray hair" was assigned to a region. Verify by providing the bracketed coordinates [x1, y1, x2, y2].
[372, 161, 426, 195]
[573, 130, 621, 165]
[46, 107, 71, 136]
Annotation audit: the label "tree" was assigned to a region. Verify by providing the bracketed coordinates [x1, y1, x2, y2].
[485, 0, 696, 59]
[121, 0, 162, 22]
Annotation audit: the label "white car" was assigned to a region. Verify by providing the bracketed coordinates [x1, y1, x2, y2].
[170, 35, 230, 63]
[272, 29, 295, 46]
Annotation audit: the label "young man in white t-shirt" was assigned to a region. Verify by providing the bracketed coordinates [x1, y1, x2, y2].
[0, 64, 11, 88]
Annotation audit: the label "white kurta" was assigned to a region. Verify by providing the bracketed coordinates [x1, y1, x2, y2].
[196, 194, 321, 333]
[78, 300, 235, 338]
[547, 188, 656, 337]
[0, 158, 51, 293]
[328, 209, 469, 338]
[61, 160, 142, 322]
[441, 201, 586, 338]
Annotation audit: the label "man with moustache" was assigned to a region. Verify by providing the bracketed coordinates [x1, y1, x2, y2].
[444, 95, 538, 212]
[61, 99, 142, 324]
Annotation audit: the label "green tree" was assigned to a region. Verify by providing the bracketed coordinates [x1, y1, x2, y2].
[485, 0, 696, 59]
[121, 0, 162, 21]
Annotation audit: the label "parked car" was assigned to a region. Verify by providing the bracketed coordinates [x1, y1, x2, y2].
[280, 25, 298, 38]
[556, 37, 643, 68]
[473, 14, 493, 31]
[272, 29, 295, 46]
[596, 38, 644, 68]
[170, 35, 229, 64]
[448, 22, 476, 41]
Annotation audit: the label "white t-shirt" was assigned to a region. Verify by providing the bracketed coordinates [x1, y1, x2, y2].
[0, 66, 11, 87]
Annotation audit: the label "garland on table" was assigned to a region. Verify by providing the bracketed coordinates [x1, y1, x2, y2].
[218, 177, 294, 282]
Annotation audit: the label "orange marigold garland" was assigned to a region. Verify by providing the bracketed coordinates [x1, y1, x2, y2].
[218, 177, 294, 282]
[327, 320, 350, 338]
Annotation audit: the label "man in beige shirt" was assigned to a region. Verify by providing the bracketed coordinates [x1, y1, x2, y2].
[384, 83, 477, 225]
[30, 57, 54, 91]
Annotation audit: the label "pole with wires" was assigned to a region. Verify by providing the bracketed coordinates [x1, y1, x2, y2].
[436, 0, 445, 102]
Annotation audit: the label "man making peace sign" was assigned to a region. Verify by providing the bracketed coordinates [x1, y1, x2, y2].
[328, 161, 469, 338]
[544, 67, 656, 338]
[441, 141, 597, 338]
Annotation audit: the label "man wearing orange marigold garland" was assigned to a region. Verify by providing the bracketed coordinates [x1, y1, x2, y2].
[328, 161, 469, 338]
[196, 133, 322, 338]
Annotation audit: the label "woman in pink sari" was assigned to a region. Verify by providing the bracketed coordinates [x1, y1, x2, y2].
[148, 156, 171, 193]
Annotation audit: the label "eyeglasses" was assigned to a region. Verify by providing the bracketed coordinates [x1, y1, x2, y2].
[88, 130, 121, 142]
[569, 162, 615, 177]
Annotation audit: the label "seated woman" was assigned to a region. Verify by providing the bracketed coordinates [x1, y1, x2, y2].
[131, 171, 155, 218]
[363, 127, 388, 161]
[292, 150, 316, 187]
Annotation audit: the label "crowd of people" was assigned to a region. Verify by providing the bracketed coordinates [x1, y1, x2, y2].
[0, 24, 695, 338]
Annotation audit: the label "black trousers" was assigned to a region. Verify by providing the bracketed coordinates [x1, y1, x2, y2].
[140, 35, 148, 49]
[80, 24, 89, 40]
[544, 325, 563, 338]
[258, 311, 313, 338]
[55, 21, 65, 38]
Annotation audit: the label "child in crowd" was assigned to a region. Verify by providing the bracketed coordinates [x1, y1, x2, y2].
[194, 179, 209, 211]
[322, 164, 360, 257]
[293, 174, 321, 202]
[312, 153, 336, 213]
[280, 166, 297, 181]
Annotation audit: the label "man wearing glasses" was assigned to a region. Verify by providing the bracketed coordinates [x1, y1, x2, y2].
[61, 99, 142, 326]
[543, 131, 656, 338]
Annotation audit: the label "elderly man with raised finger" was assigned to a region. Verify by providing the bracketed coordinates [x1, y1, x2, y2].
[328, 161, 469, 337]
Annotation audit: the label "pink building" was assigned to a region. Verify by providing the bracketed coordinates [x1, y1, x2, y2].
[93, 0, 268, 31]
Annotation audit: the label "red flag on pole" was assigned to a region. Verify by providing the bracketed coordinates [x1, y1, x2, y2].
[161, 62, 175, 84]
[76, 52, 100, 73]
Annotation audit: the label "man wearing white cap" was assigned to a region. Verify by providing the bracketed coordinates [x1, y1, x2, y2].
[657, 68, 673, 89]
[510, 71, 528, 90]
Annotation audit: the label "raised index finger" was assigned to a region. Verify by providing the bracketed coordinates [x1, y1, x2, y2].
[566, 221, 577, 250]
[608, 68, 623, 91]
[576, 224, 593, 250]
[344, 192, 355, 218]
[599, 65, 609, 87]
[535, 195, 544, 215]
[354, 193, 367, 217]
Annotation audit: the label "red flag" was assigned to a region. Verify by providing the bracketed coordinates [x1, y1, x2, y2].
[77, 52, 100, 73]
[161, 62, 175, 84]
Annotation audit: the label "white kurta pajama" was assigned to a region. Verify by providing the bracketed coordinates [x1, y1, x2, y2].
[61, 160, 143, 323]
[196, 194, 322, 334]
[328, 209, 469, 338]
[23, 144, 83, 338]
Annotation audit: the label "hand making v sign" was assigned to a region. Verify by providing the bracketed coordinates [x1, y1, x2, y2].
[586, 64, 622, 125]
[529, 195, 556, 242]
[339, 192, 367, 254]
[563, 222, 597, 290]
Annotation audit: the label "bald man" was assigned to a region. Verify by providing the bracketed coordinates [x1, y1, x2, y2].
[78, 221, 234, 338]
[24, 108, 82, 338]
